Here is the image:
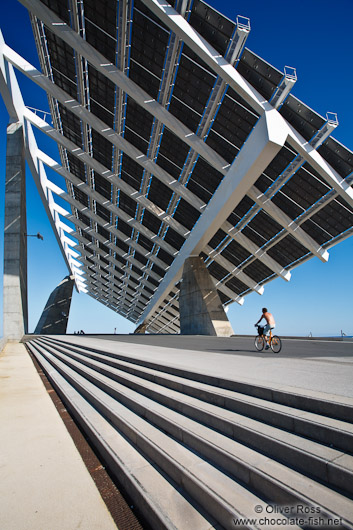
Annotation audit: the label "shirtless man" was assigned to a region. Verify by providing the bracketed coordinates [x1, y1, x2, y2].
[255, 308, 276, 349]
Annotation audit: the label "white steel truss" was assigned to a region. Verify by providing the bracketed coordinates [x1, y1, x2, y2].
[1, 0, 353, 334]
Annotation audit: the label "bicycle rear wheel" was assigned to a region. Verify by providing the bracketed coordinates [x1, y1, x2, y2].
[254, 335, 265, 351]
[270, 335, 282, 353]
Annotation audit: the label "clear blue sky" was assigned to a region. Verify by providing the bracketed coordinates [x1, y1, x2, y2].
[0, 0, 352, 337]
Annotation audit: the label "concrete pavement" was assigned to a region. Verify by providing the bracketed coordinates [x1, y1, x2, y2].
[0, 341, 117, 530]
[54, 334, 353, 399]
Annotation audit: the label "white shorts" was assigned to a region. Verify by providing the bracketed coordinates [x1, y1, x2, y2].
[263, 324, 274, 336]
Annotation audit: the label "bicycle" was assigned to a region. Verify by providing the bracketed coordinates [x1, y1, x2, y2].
[254, 325, 282, 353]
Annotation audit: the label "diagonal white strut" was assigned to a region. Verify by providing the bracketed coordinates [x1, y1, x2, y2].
[137, 108, 290, 327]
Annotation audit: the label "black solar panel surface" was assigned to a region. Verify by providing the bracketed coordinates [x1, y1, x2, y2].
[33, 0, 353, 331]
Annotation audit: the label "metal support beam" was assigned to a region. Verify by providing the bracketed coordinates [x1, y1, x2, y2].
[247, 186, 329, 262]
[137, 108, 289, 327]
[15, 1, 231, 175]
[270, 66, 297, 110]
[0, 31, 80, 287]
[140, 0, 269, 115]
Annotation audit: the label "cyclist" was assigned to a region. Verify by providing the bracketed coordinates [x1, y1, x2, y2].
[255, 308, 276, 350]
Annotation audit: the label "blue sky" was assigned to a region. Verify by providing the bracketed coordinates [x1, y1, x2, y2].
[0, 0, 352, 337]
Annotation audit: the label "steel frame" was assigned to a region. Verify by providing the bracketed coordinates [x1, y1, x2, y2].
[1, 0, 352, 334]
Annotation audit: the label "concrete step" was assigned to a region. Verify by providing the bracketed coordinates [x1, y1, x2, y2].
[36, 337, 353, 497]
[41, 335, 353, 422]
[28, 345, 220, 530]
[28, 341, 276, 530]
[28, 338, 353, 529]
[38, 336, 353, 452]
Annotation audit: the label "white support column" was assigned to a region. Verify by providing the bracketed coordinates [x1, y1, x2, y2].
[137, 108, 290, 327]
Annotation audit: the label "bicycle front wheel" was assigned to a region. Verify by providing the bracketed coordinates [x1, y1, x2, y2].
[254, 335, 265, 351]
[270, 335, 282, 353]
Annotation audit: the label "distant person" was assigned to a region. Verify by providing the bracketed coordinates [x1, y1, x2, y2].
[80, 330, 85, 334]
[255, 308, 276, 349]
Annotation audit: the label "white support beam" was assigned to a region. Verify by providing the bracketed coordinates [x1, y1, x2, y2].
[85, 275, 147, 309]
[229, 16, 251, 66]
[88, 286, 140, 313]
[310, 112, 339, 150]
[137, 108, 289, 327]
[75, 230, 162, 285]
[0, 31, 23, 121]
[139, 0, 269, 115]
[260, 113, 339, 199]
[2, 48, 208, 212]
[85, 273, 148, 312]
[77, 239, 157, 286]
[248, 186, 329, 262]
[25, 0, 351, 217]
[150, 317, 180, 334]
[149, 301, 180, 321]
[36, 147, 190, 238]
[286, 123, 353, 210]
[150, 314, 180, 333]
[204, 245, 264, 295]
[40, 149, 264, 300]
[147, 307, 180, 332]
[132, 14, 251, 296]
[78, 247, 159, 295]
[26, 128, 83, 285]
[214, 283, 244, 306]
[37, 150, 171, 269]
[270, 66, 297, 110]
[0, 31, 82, 288]
[72, 216, 168, 272]
[16, 1, 231, 175]
[36, 159, 179, 258]
[227, 229, 291, 281]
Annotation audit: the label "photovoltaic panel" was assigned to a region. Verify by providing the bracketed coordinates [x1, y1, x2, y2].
[6, 0, 349, 331]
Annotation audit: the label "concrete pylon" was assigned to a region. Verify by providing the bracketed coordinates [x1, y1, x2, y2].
[134, 322, 147, 334]
[3, 121, 28, 340]
[179, 256, 234, 336]
[34, 276, 75, 334]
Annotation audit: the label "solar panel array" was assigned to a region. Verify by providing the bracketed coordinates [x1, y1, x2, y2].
[27, 0, 353, 333]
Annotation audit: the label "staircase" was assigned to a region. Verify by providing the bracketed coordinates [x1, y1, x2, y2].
[26, 336, 353, 530]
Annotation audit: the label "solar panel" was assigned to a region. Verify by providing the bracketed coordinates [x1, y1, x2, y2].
[1, 0, 352, 334]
